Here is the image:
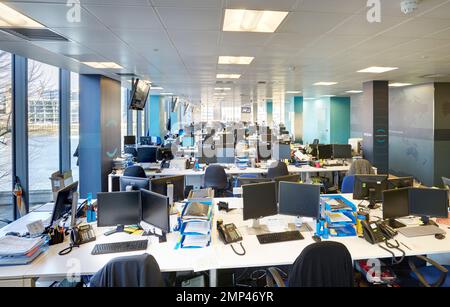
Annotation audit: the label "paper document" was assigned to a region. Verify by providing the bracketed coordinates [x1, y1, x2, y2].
[327, 212, 352, 223]
[183, 221, 211, 235]
[0, 236, 45, 256]
[182, 235, 210, 248]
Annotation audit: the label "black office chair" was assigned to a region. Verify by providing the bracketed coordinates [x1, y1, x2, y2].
[90, 254, 164, 287]
[267, 161, 289, 180]
[204, 165, 229, 197]
[266, 242, 354, 287]
[123, 165, 147, 178]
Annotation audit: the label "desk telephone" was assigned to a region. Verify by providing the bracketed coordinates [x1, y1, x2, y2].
[362, 220, 397, 244]
[71, 224, 96, 246]
[217, 220, 242, 244]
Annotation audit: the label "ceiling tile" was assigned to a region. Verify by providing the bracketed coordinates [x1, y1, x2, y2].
[156, 7, 221, 30]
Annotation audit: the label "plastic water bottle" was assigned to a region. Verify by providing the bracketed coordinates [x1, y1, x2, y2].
[86, 192, 96, 223]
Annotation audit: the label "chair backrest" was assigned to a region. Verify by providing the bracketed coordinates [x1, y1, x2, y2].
[267, 161, 289, 179]
[204, 165, 228, 190]
[90, 254, 164, 287]
[288, 242, 354, 287]
[123, 165, 147, 178]
[341, 175, 355, 194]
[347, 159, 375, 176]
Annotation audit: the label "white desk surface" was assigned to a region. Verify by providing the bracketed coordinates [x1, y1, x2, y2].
[1, 194, 449, 281]
[110, 164, 350, 178]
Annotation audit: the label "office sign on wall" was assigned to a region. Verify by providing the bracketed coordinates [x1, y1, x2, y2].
[241, 106, 251, 114]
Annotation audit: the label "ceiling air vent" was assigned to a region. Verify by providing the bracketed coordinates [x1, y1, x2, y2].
[0, 28, 68, 41]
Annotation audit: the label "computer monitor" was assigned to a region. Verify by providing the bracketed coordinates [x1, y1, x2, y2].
[388, 177, 414, 189]
[332, 144, 352, 159]
[97, 191, 141, 234]
[353, 175, 389, 209]
[279, 182, 321, 219]
[124, 135, 136, 146]
[51, 181, 79, 224]
[382, 188, 410, 227]
[317, 144, 333, 160]
[409, 188, 449, 224]
[140, 136, 152, 146]
[274, 174, 300, 200]
[151, 175, 185, 203]
[272, 143, 291, 160]
[137, 146, 158, 163]
[157, 147, 174, 161]
[237, 177, 271, 187]
[242, 182, 277, 222]
[141, 189, 170, 234]
[120, 176, 150, 191]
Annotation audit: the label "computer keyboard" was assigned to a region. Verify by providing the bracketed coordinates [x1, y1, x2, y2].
[257, 231, 304, 244]
[91, 240, 148, 255]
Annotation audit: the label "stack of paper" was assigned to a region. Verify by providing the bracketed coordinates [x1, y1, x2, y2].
[178, 198, 213, 249]
[0, 236, 48, 266]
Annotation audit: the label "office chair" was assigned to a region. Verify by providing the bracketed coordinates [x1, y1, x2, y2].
[341, 175, 355, 194]
[204, 165, 229, 197]
[347, 159, 375, 176]
[124, 147, 138, 157]
[266, 242, 354, 287]
[312, 139, 320, 145]
[267, 161, 289, 180]
[409, 256, 450, 287]
[90, 254, 164, 287]
[123, 165, 147, 178]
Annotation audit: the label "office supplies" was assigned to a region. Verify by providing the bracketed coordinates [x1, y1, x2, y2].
[382, 188, 409, 228]
[398, 225, 445, 238]
[409, 188, 449, 225]
[256, 231, 304, 244]
[242, 182, 278, 232]
[91, 240, 148, 255]
[179, 235, 210, 248]
[435, 233, 446, 240]
[26, 220, 45, 238]
[97, 191, 141, 235]
[353, 175, 388, 209]
[120, 176, 150, 191]
[182, 202, 211, 220]
[140, 190, 170, 241]
[59, 224, 96, 255]
[312, 235, 322, 242]
[279, 182, 321, 228]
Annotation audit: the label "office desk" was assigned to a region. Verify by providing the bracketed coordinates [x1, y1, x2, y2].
[108, 165, 351, 192]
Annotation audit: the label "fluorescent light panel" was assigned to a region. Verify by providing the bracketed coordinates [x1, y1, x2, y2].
[0, 3, 45, 28]
[160, 92, 174, 95]
[314, 82, 338, 86]
[223, 9, 289, 33]
[151, 87, 164, 90]
[216, 74, 241, 79]
[346, 90, 363, 94]
[214, 87, 231, 91]
[389, 83, 412, 87]
[83, 62, 123, 69]
[286, 91, 302, 94]
[218, 56, 254, 65]
[358, 66, 398, 73]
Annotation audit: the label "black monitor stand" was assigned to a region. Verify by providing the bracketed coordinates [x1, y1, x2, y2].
[142, 229, 167, 243]
[420, 216, 438, 227]
[104, 225, 125, 236]
[367, 188, 380, 209]
[386, 218, 406, 229]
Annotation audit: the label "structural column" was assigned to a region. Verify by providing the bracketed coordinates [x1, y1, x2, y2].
[362, 81, 389, 174]
[59, 69, 71, 173]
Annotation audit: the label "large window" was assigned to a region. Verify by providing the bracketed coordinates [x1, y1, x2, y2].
[121, 87, 128, 149]
[27, 60, 59, 209]
[0, 51, 12, 227]
[70, 72, 79, 182]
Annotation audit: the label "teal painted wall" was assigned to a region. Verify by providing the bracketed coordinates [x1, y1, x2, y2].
[266, 100, 273, 125]
[303, 98, 331, 144]
[149, 95, 161, 137]
[293, 96, 303, 143]
[330, 97, 351, 144]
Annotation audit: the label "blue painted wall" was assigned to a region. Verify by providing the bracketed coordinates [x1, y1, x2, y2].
[149, 95, 161, 138]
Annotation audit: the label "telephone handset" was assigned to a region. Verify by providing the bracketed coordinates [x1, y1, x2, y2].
[362, 220, 397, 244]
[217, 221, 242, 244]
[71, 224, 96, 246]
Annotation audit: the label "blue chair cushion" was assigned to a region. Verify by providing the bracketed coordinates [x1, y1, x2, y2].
[341, 175, 355, 194]
[410, 265, 450, 287]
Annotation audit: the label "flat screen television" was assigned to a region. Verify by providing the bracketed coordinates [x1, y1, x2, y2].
[129, 79, 150, 110]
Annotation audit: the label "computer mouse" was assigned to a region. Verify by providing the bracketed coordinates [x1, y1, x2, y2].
[435, 233, 446, 240]
[312, 235, 322, 242]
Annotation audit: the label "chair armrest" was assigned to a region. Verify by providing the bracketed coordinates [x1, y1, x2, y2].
[409, 255, 448, 287]
[266, 267, 286, 288]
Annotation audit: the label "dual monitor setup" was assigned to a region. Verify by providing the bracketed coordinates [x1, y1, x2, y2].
[310, 144, 353, 160]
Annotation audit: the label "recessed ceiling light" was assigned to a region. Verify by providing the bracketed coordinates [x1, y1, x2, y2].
[216, 74, 241, 79]
[322, 95, 336, 97]
[214, 87, 231, 91]
[0, 3, 45, 28]
[314, 82, 338, 86]
[218, 56, 254, 65]
[303, 98, 316, 100]
[151, 87, 164, 90]
[82, 62, 123, 69]
[160, 92, 174, 95]
[286, 91, 302, 94]
[223, 9, 289, 33]
[389, 83, 412, 87]
[358, 66, 398, 73]
[346, 90, 363, 94]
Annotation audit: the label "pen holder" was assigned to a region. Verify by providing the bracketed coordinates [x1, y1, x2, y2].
[48, 226, 65, 246]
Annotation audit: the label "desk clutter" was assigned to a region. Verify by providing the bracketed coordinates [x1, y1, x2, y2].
[0, 235, 49, 266]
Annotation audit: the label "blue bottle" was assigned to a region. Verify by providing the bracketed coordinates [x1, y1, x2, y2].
[86, 192, 96, 223]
